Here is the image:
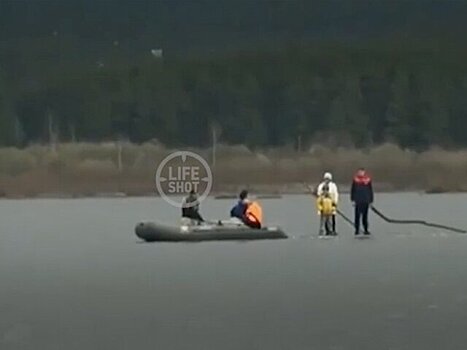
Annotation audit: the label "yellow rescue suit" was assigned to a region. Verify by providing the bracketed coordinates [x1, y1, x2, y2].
[317, 196, 335, 216]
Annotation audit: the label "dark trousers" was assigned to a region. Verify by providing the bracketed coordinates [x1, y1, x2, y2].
[354, 203, 369, 233]
[182, 208, 204, 223]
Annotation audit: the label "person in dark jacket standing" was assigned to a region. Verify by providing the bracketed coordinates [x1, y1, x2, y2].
[350, 168, 374, 235]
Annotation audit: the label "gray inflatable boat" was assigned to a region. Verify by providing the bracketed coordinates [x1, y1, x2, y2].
[135, 221, 287, 242]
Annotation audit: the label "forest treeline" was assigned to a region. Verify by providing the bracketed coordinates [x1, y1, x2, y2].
[1, 41, 467, 149]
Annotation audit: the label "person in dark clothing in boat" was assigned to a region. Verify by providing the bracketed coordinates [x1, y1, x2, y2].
[182, 189, 204, 224]
[230, 189, 249, 220]
[350, 168, 374, 236]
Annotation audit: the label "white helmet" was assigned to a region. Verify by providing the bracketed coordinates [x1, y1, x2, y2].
[323, 172, 332, 180]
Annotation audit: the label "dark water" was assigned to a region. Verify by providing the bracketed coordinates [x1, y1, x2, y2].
[1, 193, 467, 350]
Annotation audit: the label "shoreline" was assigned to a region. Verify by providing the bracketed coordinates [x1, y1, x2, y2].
[0, 184, 463, 200]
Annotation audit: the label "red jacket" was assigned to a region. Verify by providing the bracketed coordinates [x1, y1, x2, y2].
[351, 171, 374, 204]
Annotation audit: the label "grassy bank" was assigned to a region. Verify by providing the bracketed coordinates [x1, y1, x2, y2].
[0, 142, 466, 198]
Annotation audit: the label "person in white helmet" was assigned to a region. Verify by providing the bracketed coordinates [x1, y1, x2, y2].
[316, 172, 339, 234]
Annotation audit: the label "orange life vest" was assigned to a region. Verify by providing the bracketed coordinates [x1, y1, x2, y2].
[245, 201, 263, 226]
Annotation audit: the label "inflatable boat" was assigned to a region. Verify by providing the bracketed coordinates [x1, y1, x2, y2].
[135, 220, 287, 242]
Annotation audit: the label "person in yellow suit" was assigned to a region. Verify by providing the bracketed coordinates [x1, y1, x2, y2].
[317, 172, 339, 233]
[316, 185, 336, 236]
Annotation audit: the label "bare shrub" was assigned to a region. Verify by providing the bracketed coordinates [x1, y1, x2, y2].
[1, 142, 467, 196]
[75, 159, 118, 175]
[0, 148, 37, 176]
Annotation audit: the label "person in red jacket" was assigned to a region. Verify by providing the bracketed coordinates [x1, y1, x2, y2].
[350, 168, 374, 235]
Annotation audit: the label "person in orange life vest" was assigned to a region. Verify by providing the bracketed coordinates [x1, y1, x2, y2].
[350, 168, 374, 235]
[244, 200, 263, 229]
[230, 189, 263, 229]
